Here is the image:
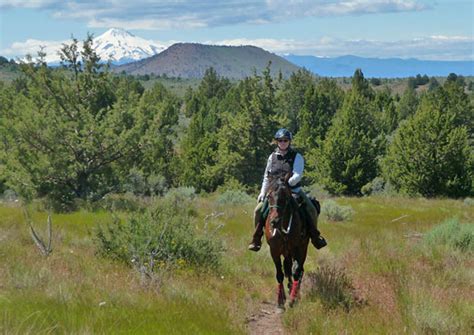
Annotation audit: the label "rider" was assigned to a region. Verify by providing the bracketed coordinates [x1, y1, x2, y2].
[248, 128, 327, 252]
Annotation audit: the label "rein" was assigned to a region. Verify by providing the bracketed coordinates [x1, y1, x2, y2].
[268, 191, 294, 236]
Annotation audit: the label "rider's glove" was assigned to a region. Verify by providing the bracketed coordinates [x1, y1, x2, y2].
[257, 193, 265, 203]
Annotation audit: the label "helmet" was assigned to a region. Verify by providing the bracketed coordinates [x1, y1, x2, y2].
[274, 128, 293, 140]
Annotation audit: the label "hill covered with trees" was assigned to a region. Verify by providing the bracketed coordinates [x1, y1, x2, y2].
[114, 43, 301, 79]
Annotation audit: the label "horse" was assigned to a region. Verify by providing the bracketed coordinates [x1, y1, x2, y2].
[264, 175, 309, 308]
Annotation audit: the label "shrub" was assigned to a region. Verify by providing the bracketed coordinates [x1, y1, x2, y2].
[216, 189, 253, 206]
[96, 197, 223, 271]
[464, 198, 474, 206]
[98, 193, 144, 212]
[307, 264, 362, 311]
[322, 200, 354, 222]
[164, 187, 196, 202]
[423, 218, 474, 253]
[124, 168, 168, 196]
[305, 184, 331, 200]
[361, 177, 384, 196]
[411, 299, 461, 334]
[1, 189, 18, 202]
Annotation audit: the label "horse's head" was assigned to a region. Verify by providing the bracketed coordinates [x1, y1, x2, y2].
[267, 174, 294, 233]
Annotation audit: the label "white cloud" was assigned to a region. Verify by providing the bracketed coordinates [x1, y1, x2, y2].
[1, 0, 430, 28]
[266, 0, 427, 17]
[0, 0, 57, 9]
[2, 33, 471, 62]
[211, 35, 474, 61]
[1, 38, 69, 62]
[87, 16, 207, 30]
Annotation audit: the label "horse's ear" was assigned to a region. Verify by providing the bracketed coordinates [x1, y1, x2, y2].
[284, 172, 292, 184]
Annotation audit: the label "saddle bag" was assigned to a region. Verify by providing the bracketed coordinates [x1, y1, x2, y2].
[309, 196, 321, 215]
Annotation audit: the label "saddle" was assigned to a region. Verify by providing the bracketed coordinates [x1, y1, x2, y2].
[262, 193, 320, 226]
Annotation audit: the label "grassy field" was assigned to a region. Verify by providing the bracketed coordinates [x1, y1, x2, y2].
[0, 195, 473, 334]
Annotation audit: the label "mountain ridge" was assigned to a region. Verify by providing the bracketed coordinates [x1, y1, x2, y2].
[283, 54, 474, 78]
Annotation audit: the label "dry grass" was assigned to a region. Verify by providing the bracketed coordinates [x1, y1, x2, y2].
[0, 196, 472, 334]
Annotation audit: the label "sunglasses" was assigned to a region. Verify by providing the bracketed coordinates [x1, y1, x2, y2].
[277, 139, 289, 143]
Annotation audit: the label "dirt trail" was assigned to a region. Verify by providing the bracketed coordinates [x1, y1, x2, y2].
[246, 301, 285, 335]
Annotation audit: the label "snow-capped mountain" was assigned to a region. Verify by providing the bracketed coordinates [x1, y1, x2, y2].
[93, 28, 166, 65]
[22, 28, 166, 65]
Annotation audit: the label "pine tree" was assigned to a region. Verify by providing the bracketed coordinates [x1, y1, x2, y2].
[212, 73, 276, 190]
[294, 78, 344, 153]
[178, 68, 231, 191]
[274, 68, 315, 132]
[0, 36, 162, 209]
[382, 85, 473, 197]
[397, 86, 419, 121]
[374, 87, 398, 134]
[312, 70, 379, 195]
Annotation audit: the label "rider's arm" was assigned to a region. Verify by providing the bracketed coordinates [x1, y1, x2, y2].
[288, 153, 304, 187]
[259, 155, 273, 199]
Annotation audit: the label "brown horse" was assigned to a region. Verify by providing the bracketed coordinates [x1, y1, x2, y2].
[265, 176, 309, 308]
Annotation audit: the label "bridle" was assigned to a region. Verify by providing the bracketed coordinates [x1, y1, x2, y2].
[267, 180, 295, 236]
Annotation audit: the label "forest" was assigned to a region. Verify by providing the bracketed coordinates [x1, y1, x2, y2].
[0, 37, 472, 210]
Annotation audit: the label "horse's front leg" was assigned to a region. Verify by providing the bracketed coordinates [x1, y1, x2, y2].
[289, 255, 305, 307]
[272, 254, 286, 308]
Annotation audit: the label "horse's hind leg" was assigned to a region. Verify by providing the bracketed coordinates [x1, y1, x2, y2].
[273, 255, 286, 308]
[283, 257, 293, 294]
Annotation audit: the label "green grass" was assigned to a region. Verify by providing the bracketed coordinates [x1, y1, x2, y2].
[0, 196, 473, 334]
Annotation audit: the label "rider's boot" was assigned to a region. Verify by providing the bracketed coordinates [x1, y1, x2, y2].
[248, 219, 264, 252]
[307, 216, 327, 249]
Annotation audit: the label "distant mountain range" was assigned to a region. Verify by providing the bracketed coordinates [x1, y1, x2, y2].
[6, 28, 473, 78]
[283, 55, 474, 78]
[114, 43, 300, 79]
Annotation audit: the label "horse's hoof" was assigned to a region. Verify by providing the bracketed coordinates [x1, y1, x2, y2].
[247, 243, 261, 251]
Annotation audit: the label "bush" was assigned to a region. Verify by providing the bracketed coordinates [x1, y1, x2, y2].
[423, 218, 473, 253]
[164, 187, 196, 202]
[411, 299, 461, 334]
[98, 193, 144, 212]
[96, 197, 223, 271]
[361, 177, 385, 196]
[464, 198, 474, 206]
[322, 200, 354, 222]
[305, 184, 331, 200]
[124, 168, 167, 196]
[307, 264, 362, 311]
[1, 189, 18, 202]
[216, 189, 253, 206]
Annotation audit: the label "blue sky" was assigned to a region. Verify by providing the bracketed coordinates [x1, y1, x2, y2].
[1, 0, 473, 61]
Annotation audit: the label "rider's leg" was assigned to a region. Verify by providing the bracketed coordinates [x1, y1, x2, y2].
[298, 190, 327, 249]
[248, 201, 265, 251]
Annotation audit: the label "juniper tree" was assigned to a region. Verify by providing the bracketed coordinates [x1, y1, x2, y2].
[178, 69, 231, 191]
[382, 82, 473, 197]
[311, 69, 380, 195]
[294, 78, 344, 153]
[0, 36, 176, 209]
